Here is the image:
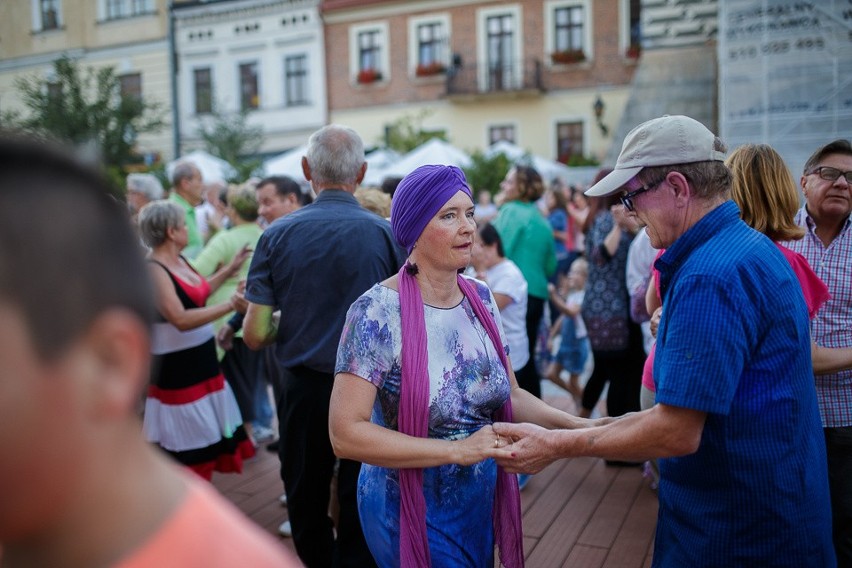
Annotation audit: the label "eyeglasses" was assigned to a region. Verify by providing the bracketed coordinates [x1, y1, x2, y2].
[620, 179, 663, 212]
[807, 166, 852, 184]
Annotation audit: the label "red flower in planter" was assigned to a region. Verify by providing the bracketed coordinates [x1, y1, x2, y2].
[357, 68, 382, 84]
[415, 62, 446, 77]
[551, 49, 586, 65]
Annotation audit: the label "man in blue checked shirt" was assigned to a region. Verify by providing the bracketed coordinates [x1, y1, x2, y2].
[494, 115, 835, 567]
[785, 139, 852, 566]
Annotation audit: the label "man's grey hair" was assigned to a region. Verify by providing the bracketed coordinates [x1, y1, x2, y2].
[138, 200, 184, 248]
[126, 173, 164, 201]
[171, 161, 199, 187]
[304, 124, 365, 186]
[637, 136, 732, 200]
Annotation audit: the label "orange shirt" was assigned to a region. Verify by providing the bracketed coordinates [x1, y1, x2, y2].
[117, 474, 300, 568]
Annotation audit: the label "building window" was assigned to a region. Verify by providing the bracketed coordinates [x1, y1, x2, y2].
[417, 22, 444, 67]
[554, 6, 584, 53]
[358, 30, 381, 73]
[104, 0, 153, 20]
[556, 121, 584, 163]
[489, 125, 515, 145]
[350, 22, 389, 84]
[193, 68, 213, 114]
[627, 0, 641, 56]
[119, 73, 142, 101]
[285, 55, 309, 106]
[239, 62, 259, 110]
[38, 0, 60, 30]
[486, 14, 516, 90]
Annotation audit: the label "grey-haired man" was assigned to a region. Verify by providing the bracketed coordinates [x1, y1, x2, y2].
[495, 116, 834, 567]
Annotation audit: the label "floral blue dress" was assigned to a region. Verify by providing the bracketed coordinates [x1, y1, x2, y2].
[335, 278, 512, 568]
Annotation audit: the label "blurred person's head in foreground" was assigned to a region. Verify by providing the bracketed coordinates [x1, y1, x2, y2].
[0, 133, 299, 567]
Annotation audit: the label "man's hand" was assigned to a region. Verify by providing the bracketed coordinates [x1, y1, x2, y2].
[650, 306, 662, 338]
[611, 203, 639, 233]
[492, 422, 562, 474]
[217, 324, 235, 351]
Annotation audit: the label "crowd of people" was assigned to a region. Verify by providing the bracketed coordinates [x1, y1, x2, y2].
[1, 116, 850, 568]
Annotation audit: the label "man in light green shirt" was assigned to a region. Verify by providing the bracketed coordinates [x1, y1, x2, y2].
[168, 161, 205, 259]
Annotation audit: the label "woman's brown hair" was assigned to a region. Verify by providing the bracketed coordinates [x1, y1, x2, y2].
[726, 144, 804, 241]
[513, 165, 545, 202]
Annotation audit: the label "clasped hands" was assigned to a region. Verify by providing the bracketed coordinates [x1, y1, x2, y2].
[463, 423, 563, 474]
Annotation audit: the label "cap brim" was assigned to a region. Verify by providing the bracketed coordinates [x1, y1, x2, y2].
[584, 166, 642, 197]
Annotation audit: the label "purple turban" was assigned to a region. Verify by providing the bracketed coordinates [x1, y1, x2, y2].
[390, 165, 472, 254]
[390, 164, 523, 568]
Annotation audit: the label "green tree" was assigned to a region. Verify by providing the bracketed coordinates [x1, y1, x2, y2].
[463, 150, 512, 195]
[196, 108, 264, 182]
[383, 109, 447, 153]
[2, 55, 166, 181]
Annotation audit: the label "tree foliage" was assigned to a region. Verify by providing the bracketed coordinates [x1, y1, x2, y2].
[1, 55, 166, 178]
[383, 109, 447, 153]
[196, 108, 264, 182]
[463, 150, 512, 195]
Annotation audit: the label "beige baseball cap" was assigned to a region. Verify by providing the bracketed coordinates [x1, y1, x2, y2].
[585, 115, 726, 197]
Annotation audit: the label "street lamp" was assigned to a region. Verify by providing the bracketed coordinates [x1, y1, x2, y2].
[593, 95, 609, 137]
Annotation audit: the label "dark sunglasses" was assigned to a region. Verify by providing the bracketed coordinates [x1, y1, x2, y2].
[620, 179, 664, 212]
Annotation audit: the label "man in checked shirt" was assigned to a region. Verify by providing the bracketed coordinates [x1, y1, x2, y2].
[785, 139, 852, 566]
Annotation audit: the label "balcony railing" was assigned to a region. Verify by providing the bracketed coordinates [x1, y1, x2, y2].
[446, 58, 544, 97]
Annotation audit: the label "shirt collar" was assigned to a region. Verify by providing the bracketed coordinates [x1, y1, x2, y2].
[170, 191, 193, 212]
[314, 188, 359, 205]
[798, 206, 851, 235]
[656, 200, 741, 277]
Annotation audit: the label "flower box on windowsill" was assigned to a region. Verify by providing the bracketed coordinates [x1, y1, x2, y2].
[551, 49, 586, 65]
[357, 69, 382, 84]
[415, 62, 447, 77]
[626, 44, 641, 59]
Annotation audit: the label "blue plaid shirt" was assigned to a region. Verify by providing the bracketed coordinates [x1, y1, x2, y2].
[652, 201, 834, 567]
[784, 208, 852, 428]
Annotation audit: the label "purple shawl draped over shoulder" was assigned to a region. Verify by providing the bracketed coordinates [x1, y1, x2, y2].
[391, 165, 523, 568]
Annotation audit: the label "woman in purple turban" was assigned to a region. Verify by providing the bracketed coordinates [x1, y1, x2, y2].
[330, 165, 582, 567]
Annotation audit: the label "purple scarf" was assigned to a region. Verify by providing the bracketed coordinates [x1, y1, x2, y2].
[397, 268, 523, 568]
[392, 164, 523, 567]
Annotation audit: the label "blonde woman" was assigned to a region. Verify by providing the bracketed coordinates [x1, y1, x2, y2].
[727, 143, 852, 374]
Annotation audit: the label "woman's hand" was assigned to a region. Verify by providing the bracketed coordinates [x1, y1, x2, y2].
[230, 291, 248, 314]
[227, 244, 252, 274]
[453, 425, 513, 466]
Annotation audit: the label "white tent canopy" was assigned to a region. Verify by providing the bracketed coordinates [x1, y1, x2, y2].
[262, 144, 308, 182]
[361, 148, 402, 186]
[485, 140, 598, 188]
[378, 138, 472, 180]
[167, 150, 236, 185]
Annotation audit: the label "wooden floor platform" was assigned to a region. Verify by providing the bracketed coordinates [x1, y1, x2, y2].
[212, 393, 658, 567]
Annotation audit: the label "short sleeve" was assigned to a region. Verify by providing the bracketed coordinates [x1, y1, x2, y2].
[244, 232, 276, 306]
[655, 274, 749, 414]
[191, 232, 230, 277]
[335, 291, 397, 390]
[469, 276, 511, 359]
[486, 265, 525, 304]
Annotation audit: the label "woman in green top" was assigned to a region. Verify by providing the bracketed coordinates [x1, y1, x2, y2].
[492, 166, 557, 398]
[192, 183, 265, 441]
